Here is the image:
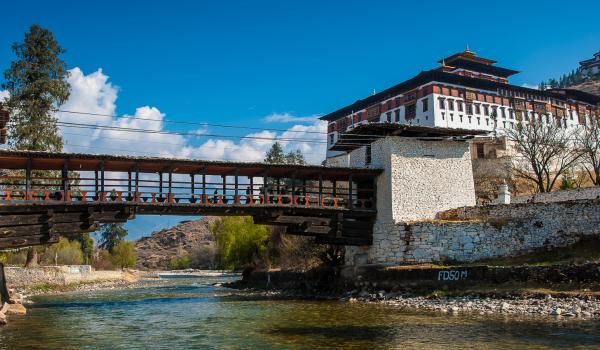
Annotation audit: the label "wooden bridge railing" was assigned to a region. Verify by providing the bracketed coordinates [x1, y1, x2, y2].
[0, 174, 375, 211]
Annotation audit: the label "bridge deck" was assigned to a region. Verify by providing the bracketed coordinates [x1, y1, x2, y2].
[0, 150, 382, 248]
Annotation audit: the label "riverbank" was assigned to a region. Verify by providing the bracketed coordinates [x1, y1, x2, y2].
[227, 263, 600, 321]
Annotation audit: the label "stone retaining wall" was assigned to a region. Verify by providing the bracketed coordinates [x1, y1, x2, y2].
[510, 186, 600, 204]
[4, 265, 125, 288]
[348, 199, 600, 264]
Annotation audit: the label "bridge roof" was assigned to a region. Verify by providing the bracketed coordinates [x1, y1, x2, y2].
[0, 150, 382, 180]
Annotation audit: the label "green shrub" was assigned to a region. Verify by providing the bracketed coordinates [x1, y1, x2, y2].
[168, 255, 191, 270]
[109, 241, 136, 268]
[39, 238, 84, 265]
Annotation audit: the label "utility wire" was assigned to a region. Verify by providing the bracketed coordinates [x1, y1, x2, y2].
[55, 108, 384, 138]
[60, 131, 329, 157]
[56, 121, 384, 146]
[56, 109, 328, 135]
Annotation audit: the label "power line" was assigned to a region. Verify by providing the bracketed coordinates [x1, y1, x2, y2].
[57, 120, 385, 147]
[56, 109, 328, 135]
[60, 131, 329, 157]
[63, 143, 327, 163]
[55, 108, 384, 138]
[56, 121, 330, 144]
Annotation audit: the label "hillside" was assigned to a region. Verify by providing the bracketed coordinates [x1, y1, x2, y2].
[571, 80, 600, 97]
[135, 217, 218, 270]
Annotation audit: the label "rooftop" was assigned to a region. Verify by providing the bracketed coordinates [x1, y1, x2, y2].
[0, 150, 383, 180]
[330, 123, 488, 152]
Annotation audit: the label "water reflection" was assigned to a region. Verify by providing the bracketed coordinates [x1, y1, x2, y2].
[0, 277, 599, 350]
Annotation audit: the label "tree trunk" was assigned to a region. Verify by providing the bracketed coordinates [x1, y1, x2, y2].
[24, 247, 38, 267]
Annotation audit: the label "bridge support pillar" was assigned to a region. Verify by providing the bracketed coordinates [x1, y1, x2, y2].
[0, 263, 9, 306]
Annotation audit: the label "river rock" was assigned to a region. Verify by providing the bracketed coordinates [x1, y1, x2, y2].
[6, 303, 27, 315]
[551, 308, 562, 316]
[0, 314, 6, 326]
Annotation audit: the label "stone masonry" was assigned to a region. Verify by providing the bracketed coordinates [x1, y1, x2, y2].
[345, 136, 476, 222]
[340, 136, 477, 264]
[355, 200, 600, 264]
[339, 135, 600, 265]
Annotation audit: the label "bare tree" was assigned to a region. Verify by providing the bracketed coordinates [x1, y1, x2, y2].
[505, 121, 582, 193]
[575, 119, 600, 185]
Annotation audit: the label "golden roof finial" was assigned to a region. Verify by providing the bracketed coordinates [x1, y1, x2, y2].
[464, 44, 476, 55]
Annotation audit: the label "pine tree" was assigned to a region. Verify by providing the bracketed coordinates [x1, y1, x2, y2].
[97, 224, 128, 254]
[2, 24, 70, 151]
[264, 142, 286, 164]
[2, 25, 71, 267]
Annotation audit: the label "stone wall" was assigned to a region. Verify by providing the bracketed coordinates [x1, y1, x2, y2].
[510, 186, 600, 204]
[349, 199, 600, 265]
[4, 265, 125, 288]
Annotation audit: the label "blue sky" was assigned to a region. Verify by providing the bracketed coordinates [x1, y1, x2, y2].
[1, 0, 599, 239]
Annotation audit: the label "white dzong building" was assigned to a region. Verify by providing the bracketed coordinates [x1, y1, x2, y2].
[321, 49, 600, 163]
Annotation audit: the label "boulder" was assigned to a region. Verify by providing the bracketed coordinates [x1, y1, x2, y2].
[6, 303, 26, 315]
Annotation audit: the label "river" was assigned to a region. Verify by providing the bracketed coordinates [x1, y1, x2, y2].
[1, 275, 599, 349]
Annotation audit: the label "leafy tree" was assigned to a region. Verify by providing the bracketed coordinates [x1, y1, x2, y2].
[76, 233, 94, 264]
[2, 25, 71, 267]
[211, 217, 269, 270]
[285, 149, 306, 165]
[39, 237, 84, 265]
[2, 24, 70, 151]
[109, 241, 136, 269]
[97, 224, 128, 254]
[264, 142, 286, 164]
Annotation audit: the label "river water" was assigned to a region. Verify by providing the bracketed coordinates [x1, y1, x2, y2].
[1, 275, 599, 349]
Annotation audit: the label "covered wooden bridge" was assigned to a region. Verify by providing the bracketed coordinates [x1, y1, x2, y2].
[0, 150, 382, 249]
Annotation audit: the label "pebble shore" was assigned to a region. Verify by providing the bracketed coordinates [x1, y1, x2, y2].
[341, 291, 600, 320]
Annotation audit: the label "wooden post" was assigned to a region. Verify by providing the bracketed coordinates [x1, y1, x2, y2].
[302, 179, 307, 197]
[276, 178, 280, 194]
[62, 161, 69, 202]
[127, 171, 132, 197]
[25, 156, 32, 200]
[190, 174, 195, 198]
[291, 171, 296, 205]
[348, 174, 353, 209]
[202, 173, 206, 198]
[135, 165, 140, 196]
[222, 175, 227, 202]
[94, 170, 99, 194]
[249, 176, 254, 194]
[318, 173, 323, 206]
[100, 162, 105, 198]
[168, 171, 173, 201]
[158, 172, 163, 198]
[234, 169, 239, 202]
[263, 170, 268, 204]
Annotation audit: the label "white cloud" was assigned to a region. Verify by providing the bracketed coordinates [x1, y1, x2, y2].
[183, 119, 327, 164]
[57, 68, 327, 164]
[0, 90, 9, 103]
[263, 112, 321, 123]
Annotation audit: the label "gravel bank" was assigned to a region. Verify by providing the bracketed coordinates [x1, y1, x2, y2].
[344, 292, 600, 320]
